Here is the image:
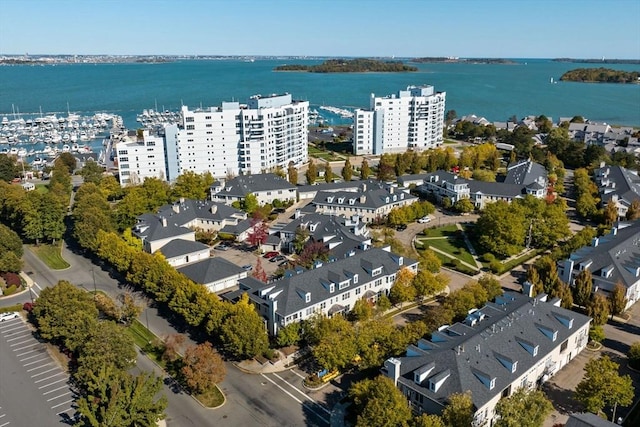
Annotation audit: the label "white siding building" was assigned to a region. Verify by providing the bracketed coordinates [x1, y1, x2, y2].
[166, 93, 308, 179]
[115, 130, 166, 186]
[354, 86, 446, 155]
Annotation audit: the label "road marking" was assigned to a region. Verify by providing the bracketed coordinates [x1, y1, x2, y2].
[47, 391, 72, 402]
[16, 348, 41, 356]
[13, 344, 39, 352]
[290, 369, 306, 380]
[20, 353, 46, 362]
[10, 338, 34, 347]
[51, 399, 73, 409]
[272, 372, 323, 406]
[5, 332, 31, 341]
[260, 374, 329, 424]
[34, 372, 65, 383]
[38, 378, 68, 389]
[27, 361, 53, 371]
[34, 282, 43, 291]
[0, 324, 24, 333]
[43, 385, 69, 395]
[56, 407, 74, 415]
[23, 357, 49, 366]
[0, 421, 8, 427]
[31, 367, 58, 377]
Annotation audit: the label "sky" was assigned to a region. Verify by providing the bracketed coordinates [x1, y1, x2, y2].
[1, 0, 639, 59]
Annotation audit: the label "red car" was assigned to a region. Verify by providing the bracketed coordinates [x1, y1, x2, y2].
[263, 251, 279, 259]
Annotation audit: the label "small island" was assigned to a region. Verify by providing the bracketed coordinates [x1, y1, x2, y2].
[553, 58, 640, 65]
[410, 57, 517, 65]
[274, 58, 418, 73]
[560, 67, 639, 83]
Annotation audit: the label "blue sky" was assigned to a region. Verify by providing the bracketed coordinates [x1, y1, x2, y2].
[1, 0, 639, 58]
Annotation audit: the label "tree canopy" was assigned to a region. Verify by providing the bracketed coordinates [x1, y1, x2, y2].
[494, 388, 553, 427]
[575, 355, 634, 415]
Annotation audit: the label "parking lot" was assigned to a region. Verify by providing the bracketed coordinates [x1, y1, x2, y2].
[0, 314, 76, 426]
[213, 242, 289, 278]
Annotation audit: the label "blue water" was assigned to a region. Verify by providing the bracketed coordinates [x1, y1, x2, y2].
[1, 58, 639, 128]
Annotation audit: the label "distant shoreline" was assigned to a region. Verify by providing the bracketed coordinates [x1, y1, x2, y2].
[553, 58, 640, 65]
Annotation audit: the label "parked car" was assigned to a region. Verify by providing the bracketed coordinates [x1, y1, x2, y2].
[263, 251, 279, 259]
[418, 216, 431, 224]
[215, 244, 231, 251]
[395, 224, 408, 231]
[278, 260, 290, 267]
[241, 264, 253, 271]
[0, 311, 19, 322]
[270, 255, 287, 263]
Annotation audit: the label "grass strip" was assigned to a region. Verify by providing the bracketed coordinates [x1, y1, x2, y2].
[30, 243, 70, 269]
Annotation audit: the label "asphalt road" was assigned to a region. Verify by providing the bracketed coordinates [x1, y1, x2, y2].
[5, 243, 333, 427]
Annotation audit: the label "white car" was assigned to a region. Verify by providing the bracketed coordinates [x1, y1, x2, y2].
[418, 216, 432, 224]
[0, 311, 19, 322]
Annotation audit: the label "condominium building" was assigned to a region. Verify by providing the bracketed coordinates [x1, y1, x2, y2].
[166, 93, 308, 180]
[116, 93, 309, 185]
[115, 129, 167, 186]
[353, 86, 446, 155]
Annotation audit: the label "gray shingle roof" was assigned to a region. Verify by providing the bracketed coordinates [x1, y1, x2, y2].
[177, 257, 245, 285]
[237, 247, 416, 318]
[595, 165, 640, 208]
[504, 159, 547, 186]
[568, 221, 640, 291]
[212, 173, 295, 198]
[391, 292, 591, 411]
[312, 187, 417, 210]
[158, 239, 210, 259]
[297, 179, 382, 194]
[134, 213, 193, 242]
[156, 199, 245, 226]
[566, 412, 618, 427]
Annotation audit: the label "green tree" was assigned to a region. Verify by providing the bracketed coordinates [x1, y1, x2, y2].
[421, 305, 454, 335]
[471, 169, 496, 182]
[242, 193, 259, 215]
[628, 342, 640, 370]
[441, 392, 474, 427]
[589, 325, 605, 343]
[324, 162, 333, 183]
[575, 355, 634, 417]
[573, 269, 593, 307]
[389, 267, 417, 306]
[306, 160, 317, 184]
[412, 270, 448, 300]
[626, 199, 640, 220]
[75, 321, 137, 384]
[99, 175, 123, 201]
[181, 342, 226, 394]
[478, 274, 503, 301]
[351, 297, 374, 321]
[55, 152, 77, 174]
[550, 280, 574, 309]
[172, 170, 213, 200]
[412, 414, 445, 427]
[219, 293, 269, 358]
[79, 161, 104, 185]
[32, 280, 98, 352]
[476, 200, 527, 257]
[287, 162, 298, 185]
[276, 323, 302, 347]
[0, 154, 19, 182]
[586, 293, 610, 326]
[608, 282, 628, 319]
[75, 365, 167, 427]
[376, 294, 392, 313]
[349, 376, 413, 427]
[0, 223, 23, 272]
[360, 158, 371, 180]
[453, 198, 474, 213]
[377, 154, 396, 181]
[494, 387, 553, 427]
[342, 157, 353, 181]
[526, 266, 544, 296]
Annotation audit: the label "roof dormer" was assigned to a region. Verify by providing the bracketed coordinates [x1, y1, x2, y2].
[536, 323, 558, 342]
[472, 368, 496, 390]
[428, 369, 451, 393]
[414, 362, 435, 384]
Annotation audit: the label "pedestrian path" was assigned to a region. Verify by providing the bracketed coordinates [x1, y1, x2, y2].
[455, 223, 484, 269]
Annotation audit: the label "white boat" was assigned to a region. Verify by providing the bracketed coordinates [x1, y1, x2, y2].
[17, 148, 27, 157]
[71, 143, 79, 152]
[80, 131, 89, 141]
[62, 144, 70, 153]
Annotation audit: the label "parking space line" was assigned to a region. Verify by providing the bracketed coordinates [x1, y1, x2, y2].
[5, 332, 31, 341]
[16, 348, 40, 357]
[43, 385, 69, 395]
[51, 399, 73, 409]
[27, 362, 53, 371]
[47, 391, 72, 402]
[34, 282, 43, 291]
[13, 344, 40, 352]
[290, 370, 306, 380]
[0, 421, 8, 427]
[9, 338, 34, 347]
[56, 407, 74, 416]
[34, 372, 64, 383]
[31, 366, 59, 378]
[272, 372, 330, 415]
[38, 378, 67, 389]
[23, 357, 49, 366]
[20, 353, 45, 362]
[0, 325, 24, 333]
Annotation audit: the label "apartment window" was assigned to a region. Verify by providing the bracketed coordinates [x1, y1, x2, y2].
[118, 150, 128, 155]
[186, 125, 195, 130]
[341, 292, 350, 301]
[119, 157, 129, 162]
[560, 340, 568, 353]
[185, 117, 194, 122]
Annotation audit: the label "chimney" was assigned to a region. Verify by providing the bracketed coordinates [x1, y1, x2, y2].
[359, 194, 366, 203]
[385, 358, 401, 386]
[210, 205, 218, 214]
[180, 197, 185, 204]
[172, 203, 180, 214]
[160, 216, 167, 227]
[361, 182, 367, 192]
[389, 186, 395, 194]
[591, 237, 599, 247]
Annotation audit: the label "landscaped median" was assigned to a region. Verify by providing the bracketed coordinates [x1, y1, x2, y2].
[29, 242, 70, 270]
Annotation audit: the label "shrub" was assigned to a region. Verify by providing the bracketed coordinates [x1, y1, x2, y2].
[2, 285, 18, 296]
[489, 259, 503, 274]
[589, 325, 605, 343]
[483, 253, 495, 263]
[1, 272, 21, 287]
[628, 342, 640, 370]
[450, 259, 461, 268]
[22, 302, 34, 313]
[263, 348, 278, 361]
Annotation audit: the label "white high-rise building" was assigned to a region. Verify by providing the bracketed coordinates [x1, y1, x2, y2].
[116, 93, 309, 186]
[353, 85, 446, 155]
[166, 93, 308, 180]
[115, 129, 167, 186]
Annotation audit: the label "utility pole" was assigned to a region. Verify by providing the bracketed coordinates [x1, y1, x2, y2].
[91, 267, 97, 298]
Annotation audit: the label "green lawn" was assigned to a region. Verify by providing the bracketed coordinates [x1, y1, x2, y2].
[30, 243, 70, 270]
[308, 145, 344, 161]
[420, 224, 458, 238]
[125, 320, 165, 366]
[423, 237, 477, 267]
[35, 184, 49, 194]
[194, 387, 225, 408]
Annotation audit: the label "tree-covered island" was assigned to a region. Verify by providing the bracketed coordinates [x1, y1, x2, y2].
[274, 58, 417, 73]
[560, 67, 639, 83]
[410, 57, 517, 64]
